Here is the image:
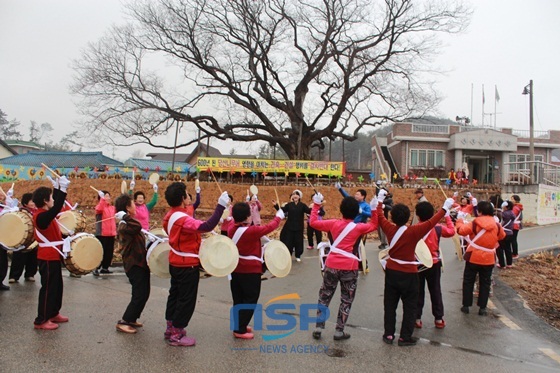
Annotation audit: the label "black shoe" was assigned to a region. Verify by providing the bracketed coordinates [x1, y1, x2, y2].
[460, 306, 469, 314]
[333, 331, 351, 340]
[478, 308, 488, 316]
[398, 337, 418, 347]
[382, 335, 394, 345]
[99, 269, 113, 274]
[92, 269, 100, 277]
[0, 284, 10, 291]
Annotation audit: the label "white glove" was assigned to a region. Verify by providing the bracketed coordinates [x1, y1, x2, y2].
[98, 190, 105, 198]
[251, 195, 258, 201]
[226, 216, 233, 221]
[443, 198, 455, 212]
[46, 175, 59, 189]
[457, 211, 467, 220]
[246, 195, 250, 202]
[378, 189, 387, 203]
[334, 182, 341, 189]
[501, 201, 508, 209]
[7, 187, 13, 198]
[115, 211, 126, 220]
[130, 180, 136, 190]
[358, 207, 363, 214]
[445, 209, 450, 217]
[6, 197, 18, 208]
[493, 215, 500, 223]
[218, 191, 230, 207]
[58, 176, 70, 192]
[196, 187, 201, 194]
[466, 192, 472, 198]
[370, 197, 378, 209]
[153, 184, 158, 193]
[471, 197, 478, 207]
[453, 191, 458, 198]
[275, 209, 285, 220]
[312, 192, 324, 205]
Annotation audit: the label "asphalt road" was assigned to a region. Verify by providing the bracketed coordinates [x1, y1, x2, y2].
[1, 224, 560, 372]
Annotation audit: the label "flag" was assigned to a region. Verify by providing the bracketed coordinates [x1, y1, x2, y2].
[495, 86, 500, 102]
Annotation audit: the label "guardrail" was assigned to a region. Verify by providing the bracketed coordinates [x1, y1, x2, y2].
[504, 160, 560, 186]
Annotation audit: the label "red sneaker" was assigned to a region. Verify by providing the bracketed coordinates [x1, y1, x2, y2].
[414, 320, 423, 329]
[435, 319, 446, 329]
[246, 326, 253, 333]
[233, 332, 254, 339]
[50, 314, 69, 323]
[34, 321, 59, 330]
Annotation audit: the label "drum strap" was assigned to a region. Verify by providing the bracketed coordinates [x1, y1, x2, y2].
[233, 227, 264, 263]
[0, 205, 19, 216]
[464, 229, 496, 253]
[386, 226, 422, 266]
[318, 222, 357, 270]
[166, 212, 199, 258]
[35, 231, 90, 259]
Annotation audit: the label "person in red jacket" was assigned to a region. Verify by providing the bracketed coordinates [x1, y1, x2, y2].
[510, 195, 523, 259]
[228, 202, 284, 339]
[414, 202, 455, 330]
[162, 182, 229, 347]
[309, 193, 378, 341]
[456, 201, 506, 316]
[94, 190, 116, 275]
[32, 175, 71, 330]
[376, 189, 453, 346]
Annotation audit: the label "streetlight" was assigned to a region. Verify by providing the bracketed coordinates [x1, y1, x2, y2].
[522, 80, 534, 183]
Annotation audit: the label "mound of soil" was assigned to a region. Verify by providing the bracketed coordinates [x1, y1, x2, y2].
[499, 251, 560, 330]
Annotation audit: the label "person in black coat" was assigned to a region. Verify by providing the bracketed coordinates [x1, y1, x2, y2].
[377, 188, 393, 250]
[274, 190, 311, 262]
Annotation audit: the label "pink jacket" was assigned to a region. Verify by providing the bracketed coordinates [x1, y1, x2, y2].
[95, 198, 116, 237]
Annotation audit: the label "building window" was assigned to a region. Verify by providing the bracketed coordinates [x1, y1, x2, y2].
[508, 154, 544, 171]
[410, 149, 444, 168]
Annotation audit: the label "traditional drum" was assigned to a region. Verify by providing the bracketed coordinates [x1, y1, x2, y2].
[199, 235, 239, 277]
[415, 239, 434, 272]
[64, 234, 103, 275]
[263, 240, 291, 278]
[146, 229, 171, 278]
[0, 210, 34, 249]
[57, 210, 87, 235]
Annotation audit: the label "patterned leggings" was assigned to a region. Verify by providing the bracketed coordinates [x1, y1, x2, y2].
[316, 267, 358, 331]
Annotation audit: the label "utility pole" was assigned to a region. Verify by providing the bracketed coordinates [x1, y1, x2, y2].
[523, 80, 534, 183]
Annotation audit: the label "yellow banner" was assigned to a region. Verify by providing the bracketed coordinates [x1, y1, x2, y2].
[197, 157, 345, 177]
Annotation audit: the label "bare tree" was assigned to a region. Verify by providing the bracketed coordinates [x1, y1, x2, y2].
[0, 109, 22, 140]
[72, 0, 471, 159]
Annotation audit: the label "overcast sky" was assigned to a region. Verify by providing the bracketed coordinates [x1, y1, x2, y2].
[1, 0, 559, 161]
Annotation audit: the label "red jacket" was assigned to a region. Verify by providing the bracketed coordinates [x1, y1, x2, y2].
[378, 204, 446, 273]
[163, 204, 224, 267]
[228, 217, 281, 273]
[457, 215, 506, 265]
[310, 203, 378, 270]
[95, 198, 116, 237]
[512, 203, 524, 230]
[34, 189, 66, 261]
[423, 216, 455, 264]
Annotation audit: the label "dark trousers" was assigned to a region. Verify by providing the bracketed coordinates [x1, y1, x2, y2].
[511, 230, 520, 256]
[497, 235, 513, 267]
[35, 260, 63, 325]
[230, 272, 262, 334]
[416, 262, 444, 320]
[122, 266, 151, 323]
[280, 228, 304, 259]
[378, 227, 388, 246]
[316, 268, 358, 331]
[383, 269, 419, 340]
[462, 261, 493, 309]
[9, 247, 38, 280]
[0, 248, 7, 284]
[165, 266, 200, 329]
[307, 223, 323, 246]
[96, 236, 115, 270]
[306, 223, 322, 247]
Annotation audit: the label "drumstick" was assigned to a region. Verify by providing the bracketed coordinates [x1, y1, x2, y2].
[435, 180, 448, 200]
[274, 188, 280, 205]
[87, 216, 115, 226]
[0, 186, 7, 198]
[90, 185, 100, 193]
[208, 169, 222, 194]
[41, 163, 61, 179]
[304, 176, 318, 195]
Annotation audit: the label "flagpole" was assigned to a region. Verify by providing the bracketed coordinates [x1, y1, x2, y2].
[470, 83, 473, 126]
